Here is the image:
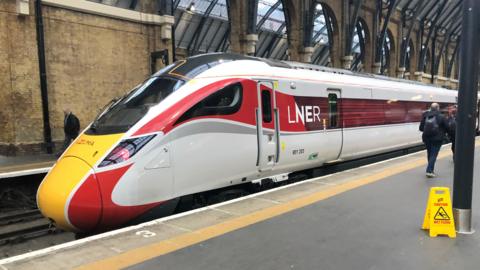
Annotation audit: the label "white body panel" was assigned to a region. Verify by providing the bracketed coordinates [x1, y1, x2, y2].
[107, 59, 456, 206]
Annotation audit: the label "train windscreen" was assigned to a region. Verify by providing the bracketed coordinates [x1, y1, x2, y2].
[87, 76, 184, 134]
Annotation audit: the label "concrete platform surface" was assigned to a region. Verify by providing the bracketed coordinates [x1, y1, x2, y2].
[0, 155, 55, 179]
[0, 141, 479, 270]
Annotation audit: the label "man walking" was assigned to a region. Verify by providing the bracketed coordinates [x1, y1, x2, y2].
[419, 103, 448, 178]
[446, 105, 457, 157]
[59, 108, 80, 155]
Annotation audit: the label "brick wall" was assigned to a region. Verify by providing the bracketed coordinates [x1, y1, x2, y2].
[0, 0, 172, 155]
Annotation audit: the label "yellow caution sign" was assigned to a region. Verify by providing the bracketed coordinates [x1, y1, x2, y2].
[422, 187, 456, 238]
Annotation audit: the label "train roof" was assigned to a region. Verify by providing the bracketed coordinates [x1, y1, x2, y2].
[153, 53, 289, 80]
[280, 61, 453, 90]
[156, 53, 455, 91]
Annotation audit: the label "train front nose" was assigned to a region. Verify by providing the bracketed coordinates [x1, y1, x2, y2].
[37, 157, 102, 232]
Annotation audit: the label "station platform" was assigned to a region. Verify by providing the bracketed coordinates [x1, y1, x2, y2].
[0, 155, 55, 179]
[1, 141, 479, 270]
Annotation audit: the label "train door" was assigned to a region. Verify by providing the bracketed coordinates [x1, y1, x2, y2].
[256, 80, 280, 172]
[326, 89, 343, 161]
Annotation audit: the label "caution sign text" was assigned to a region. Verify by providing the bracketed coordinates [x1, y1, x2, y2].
[422, 187, 456, 238]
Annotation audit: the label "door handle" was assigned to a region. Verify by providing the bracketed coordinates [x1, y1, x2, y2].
[274, 108, 280, 163]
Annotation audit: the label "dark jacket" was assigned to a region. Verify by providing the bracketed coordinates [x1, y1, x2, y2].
[419, 110, 448, 143]
[446, 115, 456, 140]
[64, 112, 80, 136]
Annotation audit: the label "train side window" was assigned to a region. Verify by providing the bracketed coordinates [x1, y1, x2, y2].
[175, 83, 243, 125]
[261, 90, 272, 123]
[328, 93, 338, 128]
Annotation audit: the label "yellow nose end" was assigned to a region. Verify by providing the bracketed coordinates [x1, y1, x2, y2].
[37, 133, 124, 231]
[37, 157, 93, 231]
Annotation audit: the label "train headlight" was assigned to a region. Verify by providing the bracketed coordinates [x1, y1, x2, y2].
[99, 134, 156, 167]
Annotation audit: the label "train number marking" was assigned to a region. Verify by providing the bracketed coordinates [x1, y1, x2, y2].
[135, 230, 156, 238]
[77, 139, 95, 146]
[292, 149, 304, 155]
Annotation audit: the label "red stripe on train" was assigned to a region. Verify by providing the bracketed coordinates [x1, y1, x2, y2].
[133, 78, 453, 136]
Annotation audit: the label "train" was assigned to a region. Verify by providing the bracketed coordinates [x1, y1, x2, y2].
[37, 53, 460, 233]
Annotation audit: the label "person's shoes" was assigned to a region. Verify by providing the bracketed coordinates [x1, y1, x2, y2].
[426, 172, 436, 178]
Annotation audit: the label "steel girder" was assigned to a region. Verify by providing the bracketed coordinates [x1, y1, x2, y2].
[433, 11, 463, 75]
[206, 20, 226, 51]
[375, 0, 398, 73]
[446, 40, 460, 78]
[129, 0, 138, 9]
[302, 0, 317, 48]
[280, 0, 292, 50]
[399, 0, 426, 70]
[417, 0, 448, 72]
[322, 4, 334, 51]
[173, 0, 180, 10]
[187, 0, 220, 54]
[157, 0, 173, 15]
[173, 8, 183, 31]
[215, 27, 231, 52]
[254, 0, 282, 57]
[248, 0, 259, 34]
[310, 6, 333, 64]
[380, 30, 393, 74]
[312, 45, 329, 65]
[351, 21, 366, 71]
[312, 25, 327, 44]
[265, 23, 287, 58]
[257, 0, 281, 31]
[345, 0, 364, 56]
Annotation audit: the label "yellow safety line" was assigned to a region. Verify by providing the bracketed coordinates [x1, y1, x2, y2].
[76, 146, 462, 270]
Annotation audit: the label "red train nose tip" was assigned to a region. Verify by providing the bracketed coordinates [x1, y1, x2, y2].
[68, 173, 102, 232]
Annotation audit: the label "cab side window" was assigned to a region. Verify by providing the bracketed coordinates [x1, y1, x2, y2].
[261, 90, 272, 123]
[175, 83, 243, 124]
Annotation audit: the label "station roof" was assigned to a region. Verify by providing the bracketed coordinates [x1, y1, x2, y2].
[397, 0, 463, 38]
[88, 0, 466, 72]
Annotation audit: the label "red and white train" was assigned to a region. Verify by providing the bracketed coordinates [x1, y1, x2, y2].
[37, 53, 459, 233]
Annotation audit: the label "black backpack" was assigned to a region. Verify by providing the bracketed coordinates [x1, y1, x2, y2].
[424, 114, 440, 136]
[447, 116, 456, 135]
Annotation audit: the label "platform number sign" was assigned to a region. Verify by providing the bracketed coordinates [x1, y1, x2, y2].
[136, 230, 156, 238]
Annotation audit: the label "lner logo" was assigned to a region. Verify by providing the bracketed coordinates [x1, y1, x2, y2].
[287, 103, 321, 124]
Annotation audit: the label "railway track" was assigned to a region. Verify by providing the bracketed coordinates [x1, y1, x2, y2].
[0, 209, 57, 246]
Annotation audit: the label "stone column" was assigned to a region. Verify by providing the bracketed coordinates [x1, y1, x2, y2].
[300, 47, 314, 63]
[159, 16, 174, 41]
[342, 55, 353, 70]
[397, 67, 406, 78]
[245, 34, 258, 55]
[373, 62, 382, 74]
[414, 71, 424, 82]
[16, 0, 29, 15]
[228, 0, 258, 55]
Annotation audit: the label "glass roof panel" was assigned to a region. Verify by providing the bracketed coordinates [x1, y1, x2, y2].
[209, 0, 229, 19]
[257, 0, 286, 33]
[312, 4, 329, 45]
